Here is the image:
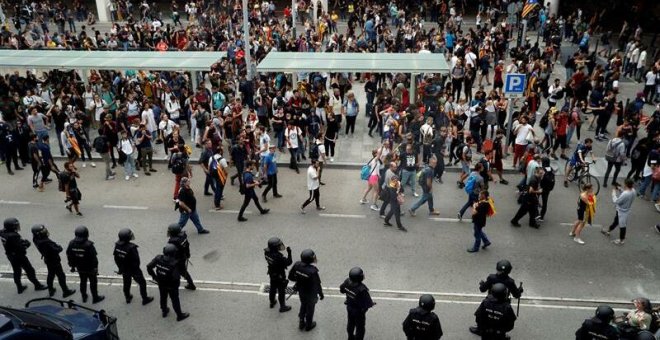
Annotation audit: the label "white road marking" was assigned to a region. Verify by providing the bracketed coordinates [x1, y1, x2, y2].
[0, 200, 31, 205]
[319, 213, 366, 219]
[429, 217, 461, 222]
[560, 223, 603, 228]
[208, 209, 252, 214]
[103, 205, 149, 210]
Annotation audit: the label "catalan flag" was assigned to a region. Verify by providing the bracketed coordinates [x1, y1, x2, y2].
[521, 0, 539, 18]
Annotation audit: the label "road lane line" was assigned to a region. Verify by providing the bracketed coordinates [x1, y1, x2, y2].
[208, 209, 253, 214]
[0, 200, 31, 205]
[103, 205, 149, 210]
[429, 217, 461, 222]
[560, 223, 603, 228]
[319, 213, 366, 219]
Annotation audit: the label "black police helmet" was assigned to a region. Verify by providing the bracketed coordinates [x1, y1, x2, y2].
[636, 331, 656, 340]
[267, 237, 283, 251]
[167, 223, 182, 236]
[595, 305, 614, 323]
[491, 283, 509, 300]
[496, 259, 512, 275]
[163, 244, 178, 256]
[349, 267, 364, 283]
[3, 217, 20, 231]
[419, 294, 435, 311]
[31, 224, 48, 238]
[118, 228, 134, 242]
[300, 249, 316, 264]
[74, 225, 89, 240]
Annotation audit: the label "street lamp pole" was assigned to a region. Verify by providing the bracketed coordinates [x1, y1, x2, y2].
[242, 0, 252, 80]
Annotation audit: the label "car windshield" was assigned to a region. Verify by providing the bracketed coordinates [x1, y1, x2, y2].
[0, 306, 72, 338]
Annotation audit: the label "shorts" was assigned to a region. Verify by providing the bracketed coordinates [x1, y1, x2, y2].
[494, 159, 503, 172]
[461, 161, 470, 174]
[555, 135, 567, 149]
[494, 80, 503, 89]
[368, 174, 379, 186]
[576, 208, 585, 221]
[68, 188, 81, 205]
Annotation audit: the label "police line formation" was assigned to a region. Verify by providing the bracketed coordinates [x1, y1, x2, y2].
[2, 217, 659, 339]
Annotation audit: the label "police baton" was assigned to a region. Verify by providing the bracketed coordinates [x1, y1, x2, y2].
[285, 285, 298, 301]
[516, 282, 523, 317]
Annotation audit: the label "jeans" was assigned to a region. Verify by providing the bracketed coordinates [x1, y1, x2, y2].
[638, 176, 660, 201]
[288, 148, 299, 171]
[101, 153, 112, 178]
[178, 210, 205, 232]
[124, 153, 136, 176]
[410, 192, 434, 212]
[211, 176, 224, 208]
[459, 193, 478, 217]
[400, 169, 417, 194]
[204, 173, 216, 194]
[471, 223, 491, 250]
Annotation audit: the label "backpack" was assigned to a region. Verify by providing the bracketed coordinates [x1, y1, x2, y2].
[57, 171, 69, 192]
[171, 155, 186, 175]
[309, 142, 320, 160]
[604, 140, 623, 163]
[539, 111, 549, 129]
[195, 110, 208, 126]
[541, 168, 556, 191]
[93, 136, 107, 153]
[464, 173, 478, 194]
[455, 143, 471, 160]
[360, 158, 375, 180]
[417, 166, 429, 188]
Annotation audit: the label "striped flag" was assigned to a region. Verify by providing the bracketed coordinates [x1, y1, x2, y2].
[521, 0, 539, 18]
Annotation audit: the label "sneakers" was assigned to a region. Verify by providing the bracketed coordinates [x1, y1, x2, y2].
[106, 175, 116, 180]
[132, 173, 139, 178]
[176, 313, 190, 322]
[300, 206, 306, 214]
[569, 232, 575, 237]
[82, 163, 86, 168]
[408, 209, 416, 217]
[359, 198, 368, 204]
[91, 162, 96, 168]
[198, 229, 210, 234]
[457, 213, 462, 222]
[329, 157, 334, 162]
[238, 216, 248, 222]
[655, 203, 660, 213]
[125, 175, 130, 181]
[316, 206, 326, 211]
[655, 224, 660, 234]
[600, 228, 610, 236]
[430, 210, 440, 216]
[612, 239, 625, 245]
[370, 204, 379, 211]
[413, 192, 419, 197]
[573, 237, 585, 245]
[500, 179, 509, 185]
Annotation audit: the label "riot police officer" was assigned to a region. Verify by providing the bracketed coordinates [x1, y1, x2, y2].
[264, 237, 292, 312]
[66, 225, 104, 303]
[339, 267, 376, 340]
[31, 224, 76, 298]
[479, 260, 523, 299]
[166, 223, 196, 290]
[473, 283, 517, 340]
[288, 249, 324, 331]
[113, 228, 154, 305]
[574, 305, 619, 340]
[402, 294, 443, 339]
[0, 217, 47, 294]
[146, 244, 190, 321]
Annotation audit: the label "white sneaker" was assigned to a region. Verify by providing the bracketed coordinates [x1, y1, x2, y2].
[413, 192, 419, 197]
[573, 237, 585, 245]
[132, 173, 139, 178]
[125, 175, 130, 181]
[107, 175, 115, 180]
[359, 198, 368, 204]
[91, 162, 96, 168]
[370, 204, 379, 211]
[330, 157, 334, 162]
[82, 163, 86, 168]
[655, 203, 660, 213]
[612, 239, 625, 245]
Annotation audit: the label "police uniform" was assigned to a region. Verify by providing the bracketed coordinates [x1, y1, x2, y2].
[0, 224, 45, 293]
[146, 250, 189, 320]
[474, 295, 517, 340]
[340, 278, 375, 340]
[168, 231, 195, 289]
[66, 235, 103, 303]
[574, 317, 619, 340]
[479, 273, 522, 299]
[33, 230, 75, 297]
[402, 306, 444, 340]
[288, 261, 324, 330]
[114, 239, 151, 304]
[264, 246, 292, 309]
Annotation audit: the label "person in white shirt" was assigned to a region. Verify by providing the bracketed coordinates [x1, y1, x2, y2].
[464, 47, 477, 68]
[635, 47, 647, 82]
[300, 160, 325, 214]
[512, 115, 535, 168]
[118, 130, 138, 180]
[284, 121, 301, 173]
[547, 78, 564, 108]
[643, 68, 658, 103]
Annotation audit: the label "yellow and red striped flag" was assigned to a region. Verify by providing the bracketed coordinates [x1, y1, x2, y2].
[521, 0, 539, 18]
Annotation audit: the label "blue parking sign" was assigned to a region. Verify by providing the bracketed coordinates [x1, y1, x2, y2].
[504, 73, 526, 98]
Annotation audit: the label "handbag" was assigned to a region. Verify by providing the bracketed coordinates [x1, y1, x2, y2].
[652, 166, 660, 182]
[396, 193, 405, 205]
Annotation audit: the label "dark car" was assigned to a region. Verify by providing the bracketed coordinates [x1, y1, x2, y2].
[0, 298, 118, 340]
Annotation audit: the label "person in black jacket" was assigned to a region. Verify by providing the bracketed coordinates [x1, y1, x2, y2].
[478, 260, 523, 299]
[66, 225, 104, 303]
[113, 228, 154, 305]
[339, 267, 376, 340]
[575, 305, 619, 340]
[473, 283, 517, 340]
[31, 224, 76, 298]
[402, 294, 443, 339]
[147, 244, 190, 321]
[167, 223, 196, 290]
[0, 217, 47, 294]
[288, 249, 324, 331]
[264, 237, 292, 312]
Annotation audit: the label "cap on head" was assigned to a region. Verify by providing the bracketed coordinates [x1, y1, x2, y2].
[496, 259, 512, 274]
[74, 225, 89, 240]
[349, 267, 364, 283]
[163, 243, 178, 256]
[418, 294, 435, 311]
[267, 237, 283, 251]
[491, 283, 508, 300]
[118, 228, 134, 242]
[167, 223, 182, 236]
[595, 305, 614, 323]
[3, 217, 20, 231]
[300, 249, 316, 264]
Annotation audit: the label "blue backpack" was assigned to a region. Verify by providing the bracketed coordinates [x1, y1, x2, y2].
[465, 174, 477, 194]
[361, 158, 376, 180]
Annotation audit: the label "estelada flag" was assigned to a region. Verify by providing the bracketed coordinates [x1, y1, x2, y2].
[521, 0, 539, 18]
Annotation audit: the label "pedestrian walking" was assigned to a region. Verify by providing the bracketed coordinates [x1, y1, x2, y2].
[167, 223, 197, 290]
[339, 267, 375, 340]
[402, 295, 444, 339]
[467, 190, 493, 253]
[31, 224, 76, 298]
[570, 184, 596, 245]
[118, 129, 138, 181]
[66, 226, 104, 303]
[238, 161, 270, 222]
[92, 130, 115, 180]
[199, 139, 215, 196]
[510, 167, 543, 229]
[285, 121, 302, 173]
[113, 228, 154, 305]
[61, 161, 83, 216]
[538, 157, 556, 222]
[458, 163, 485, 221]
[288, 249, 324, 331]
[360, 149, 382, 209]
[0, 217, 47, 294]
[176, 177, 210, 234]
[602, 179, 636, 245]
[409, 157, 441, 217]
[383, 176, 407, 232]
[264, 237, 292, 312]
[146, 244, 190, 321]
[261, 145, 283, 202]
[602, 131, 627, 188]
[300, 160, 326, 213]
[208, 147, 228, 210]
[135, 123, 156, 176]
